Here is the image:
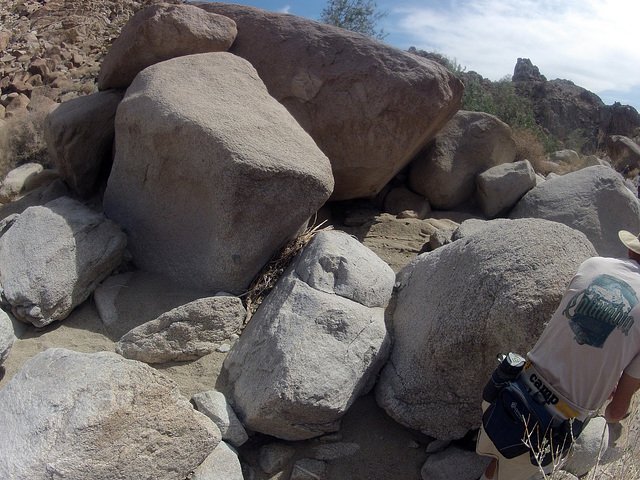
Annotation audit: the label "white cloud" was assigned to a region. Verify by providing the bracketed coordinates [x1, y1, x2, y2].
[388, 0, 640, 106]
[279, 5, 291, 14]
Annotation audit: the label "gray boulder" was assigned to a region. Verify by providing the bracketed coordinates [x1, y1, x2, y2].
[0, 348, 221, 480]
[192, 390, 249, 447]
[563, 416, 609, 477]
[605, 135, 640, 170]
[116, 295, 246, 363]
[0, 197, 127, 327]
[420, 446, 490, 480]
[376, 218, 597, 440]
[475, 159, 537, 218]
[93, 270, 213, 339]
[409, 111, 516, 210]
[0, 308, 14, 365]
[191, 441, 244, 480]
[509, 165, 640, 258]
[103, 52, 333, 295]
[194, 2, 463, 201]
[44, 89, 124, 198]
[98, 3, 237, 90]
[222, 230, 393, 440]
[0, 163, 43, 203]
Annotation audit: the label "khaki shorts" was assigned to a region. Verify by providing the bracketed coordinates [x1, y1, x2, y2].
[476, 401, 548, 480]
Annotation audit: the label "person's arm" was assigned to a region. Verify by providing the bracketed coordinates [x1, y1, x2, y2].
[604, 372, 640, 423]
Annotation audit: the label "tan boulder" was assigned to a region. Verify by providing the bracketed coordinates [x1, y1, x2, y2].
[409, 111, 516, 210]
[44, 89, 124, 198]
[103, 52, 334, 294]
[194, 2, 463, 201]
[98, 3, 237, 90]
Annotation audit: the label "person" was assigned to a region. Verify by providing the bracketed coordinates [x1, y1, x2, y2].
[476, 229, 640, 480]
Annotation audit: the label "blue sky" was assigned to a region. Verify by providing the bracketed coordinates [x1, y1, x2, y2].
[194, 0, 640, 112]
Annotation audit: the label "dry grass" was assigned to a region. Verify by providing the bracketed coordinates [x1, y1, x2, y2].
[0, 111, 52, 180]
[525, 395, 640, 479]
[513, 127, 547, 165]
[242, 220, 332, 327]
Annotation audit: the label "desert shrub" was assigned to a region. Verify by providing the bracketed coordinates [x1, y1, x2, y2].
[0, 111, 53, 180]
[513, 127, 546, 163]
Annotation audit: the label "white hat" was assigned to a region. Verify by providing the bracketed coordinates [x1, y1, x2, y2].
[619, 230, 640, 255]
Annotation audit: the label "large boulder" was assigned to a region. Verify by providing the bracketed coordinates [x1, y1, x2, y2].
[116, 295, 246, 363]
[98, 3, 237, 90]
[409, 111, 516, 210]
[193, 2, 463, 201]
[44, 89, 124, 198]
[0, 348, 221, 480]
[0, 197, 127, 327]
[475, 159, 536, 218]
[605, 135, 640, 171]
[222, 230, 394, 440]
[103, 52, 334, 295]
[375, 218, 597, 440]
[509, 165, 640, 258]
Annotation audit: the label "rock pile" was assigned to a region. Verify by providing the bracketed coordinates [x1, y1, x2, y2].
[0, 2, 639, 480]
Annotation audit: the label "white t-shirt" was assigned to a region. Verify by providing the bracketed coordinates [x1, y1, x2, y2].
[528, 256, 640, 411]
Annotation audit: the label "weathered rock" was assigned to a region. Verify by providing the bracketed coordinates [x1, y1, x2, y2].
[549, 149, 581, 165]
[191, 441, 244, 480]
[4, 93, 30, 118]
[475, 159, 536, 218]
[311, 442, 360, 460]
[420, 446, 490, 480]
[259, 443, 296, 474]
[376, 218, 597, 440]
[0, 308, 14, 365]
[192, 390, 249, 447]
[103, 52, 333, 294]
[513, 58, 604, 152]
[605, 135, 640, 171]
[93, 270, 213, 339]
[194, 2, 463, 201]
[98, 3, 237, 90]
[0, 196, 127, 326]
[0, 348, 221, 480]
[0, 162, 43, 203]
[383, 186, 431, 218]
[44, 89, 124, 197]
[116, 295, 245, 363]
[409, 111, 516, 210]
[291, 458, 327, 480]
[222, 231, 393, 440]
[509, 165, 640, 258]
[563, 417, 609, 477]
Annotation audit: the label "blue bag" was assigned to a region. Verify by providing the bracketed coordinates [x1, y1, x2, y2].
[482, 379, 575, 466]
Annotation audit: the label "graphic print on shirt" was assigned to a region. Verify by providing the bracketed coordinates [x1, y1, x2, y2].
[563, 274, 637, 348]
